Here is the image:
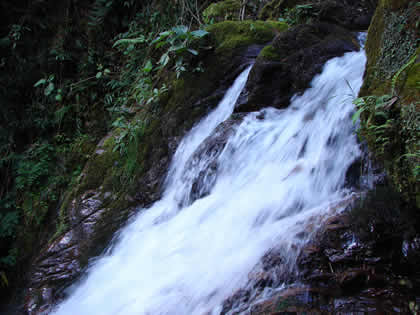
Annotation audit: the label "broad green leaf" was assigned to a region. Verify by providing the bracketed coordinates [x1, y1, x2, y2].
[190, 29, 209, 38]
[152, 31, 171, 45]
[143, 60, 153, 73]
[159, 53, 170, 67]
[352, 107, 365, 124]
[155, 41, 167, 49]
[169, 44, 187, 53]
[187, 49, 198, 56]
[159, 31, 172, 37]
[44, 82, 55, 96]
[173, 25, 188, 35]
[34, 78, 46, 87]
[113, 37, 146, 47]
[96, 72, 103, 79]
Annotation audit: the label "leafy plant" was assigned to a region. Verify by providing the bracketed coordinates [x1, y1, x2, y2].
[112, 117, 143, 155]
[151, 25, 209, 70]
[278, 4, 316, 26]
[352, 94, 393, 124]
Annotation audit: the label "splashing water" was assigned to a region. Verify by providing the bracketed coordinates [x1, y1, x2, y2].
[54, 47, 366, 314]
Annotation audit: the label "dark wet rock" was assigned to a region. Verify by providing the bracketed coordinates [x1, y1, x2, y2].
[315, 0, 377, 30]
[22, 189, 133, 313]
[182, 114, 246, 205]
[344, 158, 362, 188]
[259, 0, 377, 30]
[221, 195, 420, 315]
[235, 23, 359, 113]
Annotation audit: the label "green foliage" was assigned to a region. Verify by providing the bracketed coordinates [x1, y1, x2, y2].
[151, 25, 208, 72]
[0, 212, 18, 239]
[112, 117, 144, 155]
[278, 4, 317, 25]
[352, 94, 392, 124]
[15, 142, 53, 191]
[352, 94, 397, 158]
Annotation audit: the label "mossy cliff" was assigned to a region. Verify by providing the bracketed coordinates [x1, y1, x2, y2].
[359, 0, 419, 206]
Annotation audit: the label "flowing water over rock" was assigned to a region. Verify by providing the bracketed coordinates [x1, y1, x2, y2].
[53, 46, 366, 314]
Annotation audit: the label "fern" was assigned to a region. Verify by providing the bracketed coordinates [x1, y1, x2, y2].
[392, 54, 417, 94]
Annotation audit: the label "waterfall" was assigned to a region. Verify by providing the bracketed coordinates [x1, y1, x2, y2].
[53, 45, 366, 315]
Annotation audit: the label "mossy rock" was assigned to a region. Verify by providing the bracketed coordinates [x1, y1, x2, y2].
[361, 0, 418, 96]
[399, 48, 420, 102]
[203, 0, 241, 22]
[359, 0, 419, 206]
[207, 20, 288, 55]
[236, 22, 358, 112]
[258, 44, 282, 61]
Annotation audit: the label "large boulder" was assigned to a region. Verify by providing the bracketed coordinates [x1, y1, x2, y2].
[235, 23, 358, 112]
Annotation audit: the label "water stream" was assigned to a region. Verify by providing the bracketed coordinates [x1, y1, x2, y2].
[54, 43, 366, 314]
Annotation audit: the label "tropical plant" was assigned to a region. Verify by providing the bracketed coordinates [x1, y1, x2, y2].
[151, 25, 209, 70]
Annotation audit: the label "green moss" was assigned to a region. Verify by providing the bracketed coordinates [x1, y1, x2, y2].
[265, 20, 289, 32]
[402, 55, 420, 100]
[362, 0, 417, 97]
[359, 0, 420, 207]
[207, 20, 288, 55]
[77, 146, 119, 193]
[203, 0, 241, 22]
[258, 45, 282, 61]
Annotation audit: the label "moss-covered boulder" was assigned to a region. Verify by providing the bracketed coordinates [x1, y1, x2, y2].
[235, 22, 359, 112]
[206, 20, 288, 56]
[359, 0, 419, 206]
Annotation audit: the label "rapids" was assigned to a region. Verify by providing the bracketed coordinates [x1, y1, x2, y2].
[54, 42, 366, 315]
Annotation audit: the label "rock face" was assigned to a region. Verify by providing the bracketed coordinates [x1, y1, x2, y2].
[235, 23, 359, 112]
[221, 205, 420, 314]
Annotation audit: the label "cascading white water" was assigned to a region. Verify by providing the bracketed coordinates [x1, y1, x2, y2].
[54, 45, 366, 315]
